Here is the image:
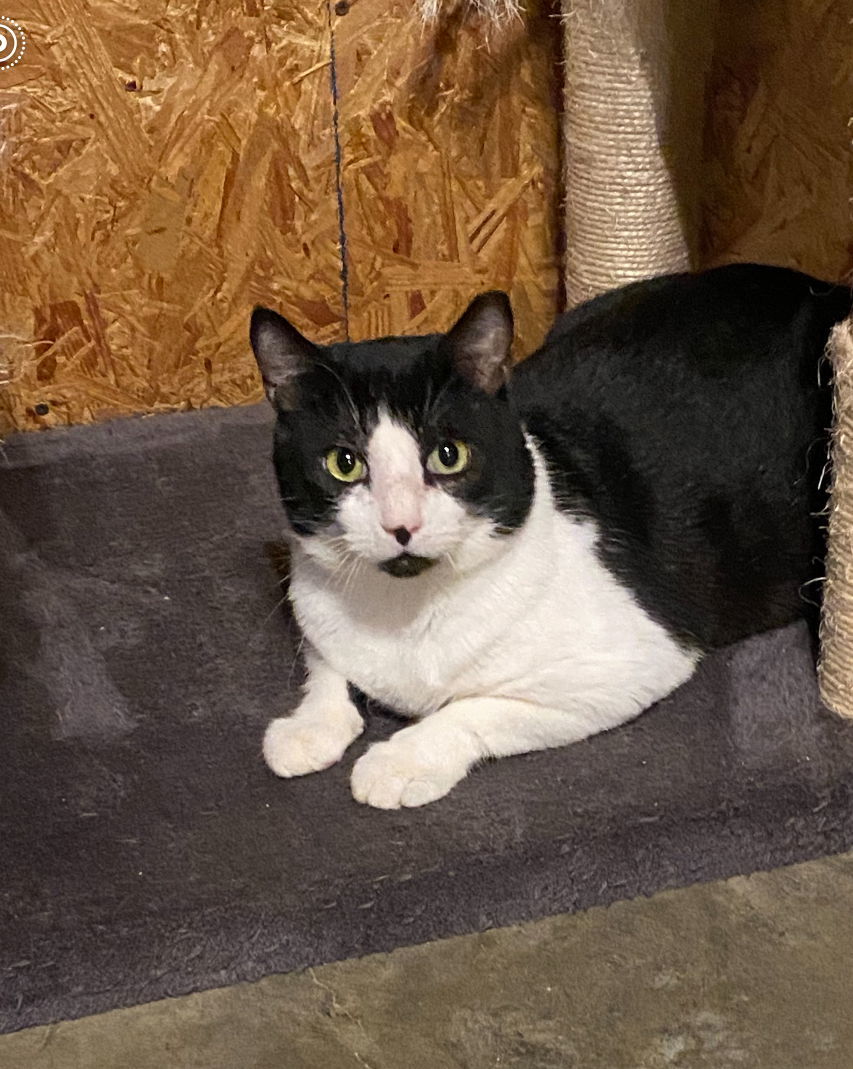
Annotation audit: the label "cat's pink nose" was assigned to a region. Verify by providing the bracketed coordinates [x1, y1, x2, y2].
[386, 525, 419, 546]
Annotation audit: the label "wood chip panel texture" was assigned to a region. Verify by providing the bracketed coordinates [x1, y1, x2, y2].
[1, 0, 562, 432]
[334, 0, 562, 358]
[2, 0, 850, 432]
[0, 0, 344, 433]
[700, 0, 853, 283]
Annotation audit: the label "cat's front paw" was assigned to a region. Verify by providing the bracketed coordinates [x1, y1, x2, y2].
[351, 738, 467, 809]
[264, 709, 362, 778]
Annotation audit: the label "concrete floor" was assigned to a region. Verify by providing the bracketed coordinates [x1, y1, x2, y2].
[3, 852, 852, 1069]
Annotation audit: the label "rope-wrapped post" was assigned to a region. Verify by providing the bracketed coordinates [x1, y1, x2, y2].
[561, 0, 718, 306]
[820, 317, 853, 718]
[419, 0, 716, 305]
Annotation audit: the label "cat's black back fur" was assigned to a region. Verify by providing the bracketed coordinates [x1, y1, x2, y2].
[511, 263, 851, 650]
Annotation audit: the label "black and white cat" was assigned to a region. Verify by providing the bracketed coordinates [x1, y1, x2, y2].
[249, 264, 850, 808]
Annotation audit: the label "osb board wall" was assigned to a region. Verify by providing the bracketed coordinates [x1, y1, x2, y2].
[4, 0, 849, 434]
[333, 0, 561, 356]
[0, 0, 344, 434]
[700, 0, 853, 283]
[0, 0, 561, 434]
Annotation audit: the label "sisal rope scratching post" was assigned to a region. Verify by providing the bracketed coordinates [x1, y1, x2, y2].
[561, 0, 718, 307]
[418, 0, 717, 305]
[819, 317, 853, 718]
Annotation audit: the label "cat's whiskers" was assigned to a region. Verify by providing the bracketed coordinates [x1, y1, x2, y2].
[316, 361, 362, 431]
[420, 376, 436, 425]
[258, 590, 292, 630]
[340, 553, 365, 597]
[423, 371, 457, 422]
[444, 548, 462, 577]
[287, 632, 308, 689]
[319, 539, 364, 595]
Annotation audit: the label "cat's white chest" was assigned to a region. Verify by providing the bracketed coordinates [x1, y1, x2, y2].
[289, 555, 516, 714]
[288, 480, 698, 721]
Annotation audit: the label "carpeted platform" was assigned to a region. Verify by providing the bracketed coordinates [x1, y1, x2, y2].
[2, 405, 853, 1035]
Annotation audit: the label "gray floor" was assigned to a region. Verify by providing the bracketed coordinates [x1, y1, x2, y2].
[7, 402, 849, 1032]
[3, 852, 853, 1069]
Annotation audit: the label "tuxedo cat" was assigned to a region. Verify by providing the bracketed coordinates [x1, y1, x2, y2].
[249, 264, 850, 808]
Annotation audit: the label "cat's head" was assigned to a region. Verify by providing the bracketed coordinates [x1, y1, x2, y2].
[249, 294, 534, 578]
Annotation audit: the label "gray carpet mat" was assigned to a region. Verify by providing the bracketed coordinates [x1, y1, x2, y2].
[2, 405, 853, 1034]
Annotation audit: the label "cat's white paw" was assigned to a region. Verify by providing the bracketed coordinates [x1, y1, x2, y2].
[350, 738, 467, 809]
[264, 709, 362, 778]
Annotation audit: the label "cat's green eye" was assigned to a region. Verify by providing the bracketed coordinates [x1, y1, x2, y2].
[426, 440, 470, 476]
[325, 447, 366, 483]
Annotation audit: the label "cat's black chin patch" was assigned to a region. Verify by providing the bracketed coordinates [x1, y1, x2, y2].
[379, 553, 437, 578]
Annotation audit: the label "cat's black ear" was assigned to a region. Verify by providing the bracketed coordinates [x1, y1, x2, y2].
[250, 306, 320, 410]
[444, 291, 514, 395]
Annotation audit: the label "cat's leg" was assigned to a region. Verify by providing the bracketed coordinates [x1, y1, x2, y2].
[263, 647, 363, 777]
[350, 695, 641, 808]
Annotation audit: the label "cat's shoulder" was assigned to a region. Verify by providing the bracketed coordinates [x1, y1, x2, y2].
[541, 263, 847, 349]
[510, 263, 849, 406]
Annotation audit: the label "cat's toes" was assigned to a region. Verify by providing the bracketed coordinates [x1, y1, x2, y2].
[350, 740, 464, 809]
[263, 712, 362, 777]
